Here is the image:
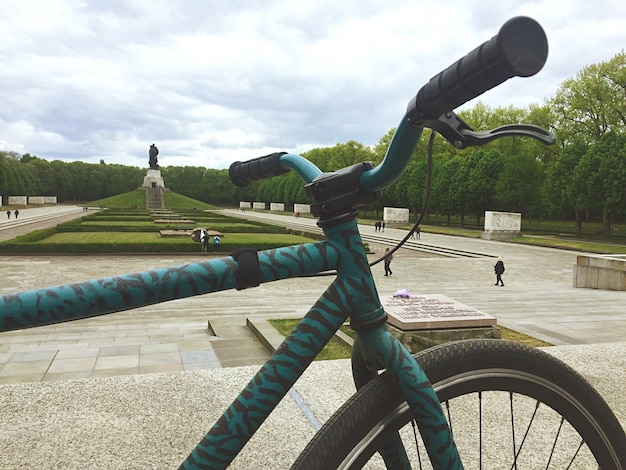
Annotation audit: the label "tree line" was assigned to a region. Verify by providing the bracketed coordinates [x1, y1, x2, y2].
[1, 51, 624, 236]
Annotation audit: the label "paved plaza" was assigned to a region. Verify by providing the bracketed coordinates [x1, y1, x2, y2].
[2, 211, 626, 383]
[0, 207, 624, 468]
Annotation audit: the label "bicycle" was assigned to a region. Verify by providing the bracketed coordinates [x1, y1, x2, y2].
[2, 16, 626, 469]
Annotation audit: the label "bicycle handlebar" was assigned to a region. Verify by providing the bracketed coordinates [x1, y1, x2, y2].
[229, 152, 289, 187]
[407, 16, 548, 123]
[229, 17, 549, 193]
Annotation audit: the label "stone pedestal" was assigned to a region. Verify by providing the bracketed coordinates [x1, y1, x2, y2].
[142, 169, 165, 189]
[383, 294, 500, 353]
[142, 169, 166, 210]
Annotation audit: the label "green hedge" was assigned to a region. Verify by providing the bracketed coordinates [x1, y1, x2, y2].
[0, 240, 312, 254]
[0, 227, 57, 243]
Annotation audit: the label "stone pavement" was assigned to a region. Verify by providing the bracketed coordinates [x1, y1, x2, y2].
[0, 208, 625, 468]
[1, 209, 626, 384]
[0, 204, 86, 242]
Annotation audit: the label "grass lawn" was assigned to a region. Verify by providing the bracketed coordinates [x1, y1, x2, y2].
[40, 232, 315, 245]
[87, 191, 219, 210]
[268, 319, 551, 361]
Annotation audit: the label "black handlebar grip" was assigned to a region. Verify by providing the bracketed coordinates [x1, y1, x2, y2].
[229, 152, 289, 187]
[407, 16, 548, 122]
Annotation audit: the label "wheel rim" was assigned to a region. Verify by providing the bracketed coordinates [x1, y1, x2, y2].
[339, 368, 618, 469]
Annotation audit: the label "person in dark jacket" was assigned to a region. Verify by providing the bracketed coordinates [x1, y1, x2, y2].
[494, 257, 505, 286]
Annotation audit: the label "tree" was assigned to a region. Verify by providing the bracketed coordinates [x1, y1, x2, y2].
[543, 138, 587, 233]
[466, 149, 505, 226]
[495, 153, 543, 218]
[550, 51, 626, 143]
[573, 132, 626, 236]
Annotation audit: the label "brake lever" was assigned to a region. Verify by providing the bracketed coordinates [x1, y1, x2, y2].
[422, 111, 556, 149]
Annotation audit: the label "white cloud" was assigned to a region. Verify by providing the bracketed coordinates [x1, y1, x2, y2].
[1, 0, 625, 169]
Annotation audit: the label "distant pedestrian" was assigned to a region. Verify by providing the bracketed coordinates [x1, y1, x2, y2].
[382, 221, 386, 232]
[200, 229, 209, 252]
[6, 210, 11, 219]
[384, 248, 393, 276]
[374, 221, 379, 232]
[415, 225, 420, 239]
[14, 209, 19, 219]
[494, 257, 505, 286]
[213, 235, 220, 253]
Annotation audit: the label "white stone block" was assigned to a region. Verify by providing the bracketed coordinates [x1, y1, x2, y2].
[9, 196, 27, 205]
[270, 203, 284, 212]
[28, 196, 45, 205]
[253, 202, 266, 210]
[239, 201, 251, 209]
[484, 211, 521, 231]
[293, 203, 311, 214]
[383, 207, 409, 224]
[43, 196, 57, 204]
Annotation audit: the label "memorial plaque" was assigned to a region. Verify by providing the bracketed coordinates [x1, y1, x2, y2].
[384, 294, 496, 330]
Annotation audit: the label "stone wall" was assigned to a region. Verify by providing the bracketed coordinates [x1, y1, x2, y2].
[270, 203, 284, 212]
[574, 254, 626, 291]
[239, 201, 251, 209]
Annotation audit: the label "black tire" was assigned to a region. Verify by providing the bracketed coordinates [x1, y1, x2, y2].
[292, 339, 626, 469]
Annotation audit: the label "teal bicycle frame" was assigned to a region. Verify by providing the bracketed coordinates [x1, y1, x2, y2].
[1, 118, 462, 469]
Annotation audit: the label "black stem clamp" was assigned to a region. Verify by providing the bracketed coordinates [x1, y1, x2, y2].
[305, 162, 381, 228]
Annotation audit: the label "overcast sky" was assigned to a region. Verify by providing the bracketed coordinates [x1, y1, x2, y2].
[1, 0, 625, 170]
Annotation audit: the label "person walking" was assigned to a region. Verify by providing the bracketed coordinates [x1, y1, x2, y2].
[6, 210, 11, 219]
[213, 235, 220, 253]
[384, 248, 393, 276]
[494, 257, 505, 286]
[199, 229, 207, 252]
[14, 209, 19, 219]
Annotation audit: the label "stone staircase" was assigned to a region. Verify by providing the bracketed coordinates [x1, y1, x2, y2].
[145, 187, 165, 210]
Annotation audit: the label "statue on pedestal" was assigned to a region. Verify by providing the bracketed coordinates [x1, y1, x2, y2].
[149, 143, 159, 170]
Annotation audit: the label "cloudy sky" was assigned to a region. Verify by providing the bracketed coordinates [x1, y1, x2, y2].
[1, 0, 625, 170]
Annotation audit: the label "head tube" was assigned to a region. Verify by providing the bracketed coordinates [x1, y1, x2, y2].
[359, 118, 424, 193]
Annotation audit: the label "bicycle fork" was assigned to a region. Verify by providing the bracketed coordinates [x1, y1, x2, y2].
[352, 308, 464, 469]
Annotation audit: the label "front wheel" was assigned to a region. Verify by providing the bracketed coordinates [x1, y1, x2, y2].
[292, 339, 626, 469]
